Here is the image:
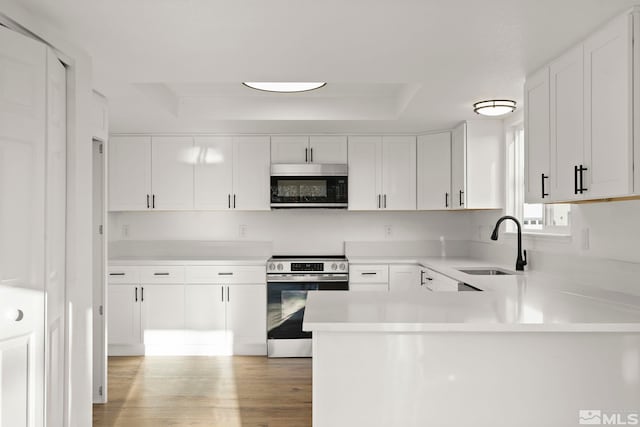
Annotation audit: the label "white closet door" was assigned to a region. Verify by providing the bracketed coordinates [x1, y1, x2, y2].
[0, 25, 47, 427]
[417, 132, 451, 210]
[381, 136, 416, 210]
[348, 136, 383, 210]
[151, 136, 194, 210]
[194, 136, 234, 210]
[584, 13, 633, 198]
[45, 49, 66, 427]
[550, 45, 585, 202]
[108, 136, 152, 210]
[233, 136, 271, 210]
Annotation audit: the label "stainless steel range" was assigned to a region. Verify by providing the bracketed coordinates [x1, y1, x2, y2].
[267, 255, 349, 357]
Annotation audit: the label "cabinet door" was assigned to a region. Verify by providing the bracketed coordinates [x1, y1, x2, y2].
[584, 14, 632, 198]
[451, 123, 466, 208]
[348, 136, 383, 210]
[141, 285, 185, 342]
[382, 136, 416, 210]
[271, 135, 309, 163]
[417, 132, 451, 210]
[550, 45, 584, 201]
[226, 284, 267, 351]
[151, 136, 194, 210]
[525, 67, 551, 203]
[185, 284, 226, 330]
[194, 136, 233, 210]
[309, 136, 348, 163]
[107, 284, 141, 345]
[108, 136, 151, 210]
[233, 136, 270, 210]
[465, 120, 503, 209]
[389, 265, 421, 292]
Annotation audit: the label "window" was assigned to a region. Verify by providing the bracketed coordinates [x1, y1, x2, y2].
[506, 124, 571, 234]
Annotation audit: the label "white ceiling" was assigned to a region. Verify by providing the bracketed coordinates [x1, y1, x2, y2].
[19, 0, 638, 134]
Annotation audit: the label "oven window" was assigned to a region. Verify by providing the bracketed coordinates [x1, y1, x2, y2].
[270, 176, 348, 204]
[277, 180, 327, 198]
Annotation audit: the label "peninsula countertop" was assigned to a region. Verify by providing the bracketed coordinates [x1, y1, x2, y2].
[304, 257, 640, 333]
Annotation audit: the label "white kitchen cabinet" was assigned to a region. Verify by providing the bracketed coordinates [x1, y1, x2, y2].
[194, 136, 270, 211]
[348, 136, 383, 210]
[389, 265, 422, 292]
[451, 120, 503, 209]
[309, 136, 348, 163]
[194, 136, 234, 210]
[382, 136, 417, 210]
[226, 284, 267, 353]
[233, 136, 271, 210]
[151, 137, 194, 210]
[271, 135, 347, 164]
[422, 268, 459, 292]
[141, 284, 185, 333]
[524, 67, 551, 203]
[583, 13, 633, 199]
[107, 284, 141, 346]
[348, 136, 416, 210]
[185, 284, 226, 331]
[349, 264, 389, 291]
[417, 132, 452, 210]
[108, 136, 152, 211]
[550, 45, 585, 202]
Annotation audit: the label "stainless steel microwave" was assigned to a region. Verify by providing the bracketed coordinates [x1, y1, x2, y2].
[270, 164, 348, 208]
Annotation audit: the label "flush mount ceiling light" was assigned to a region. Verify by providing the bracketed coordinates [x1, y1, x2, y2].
[473, 99, 517, 117]
[242, 82, 327, 93]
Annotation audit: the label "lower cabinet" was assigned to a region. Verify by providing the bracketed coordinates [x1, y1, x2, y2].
[108, 267, 267, 356]
[389, 265, 422, 292]
[349, 264, 389, 291]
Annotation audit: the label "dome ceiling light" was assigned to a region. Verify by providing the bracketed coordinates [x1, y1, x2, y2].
[473, 99, 517, 117]
[242, 82, 327, 93]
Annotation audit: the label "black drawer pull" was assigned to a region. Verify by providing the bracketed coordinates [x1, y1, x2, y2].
[109, 273, 125, 276]
[153, 272, 170, 276]
[218, 272, 234, 276]
[361, 272, 377, 275]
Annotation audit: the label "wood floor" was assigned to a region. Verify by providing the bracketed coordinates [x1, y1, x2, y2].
[93, 356, 312, 427]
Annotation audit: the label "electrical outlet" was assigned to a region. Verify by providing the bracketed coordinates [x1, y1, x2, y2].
[384, 225, 392, 237]
[122, 224, 129, 238]
[239, 224, 248, 238]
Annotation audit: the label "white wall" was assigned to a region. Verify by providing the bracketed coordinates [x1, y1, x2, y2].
[109, 210, 474, 255]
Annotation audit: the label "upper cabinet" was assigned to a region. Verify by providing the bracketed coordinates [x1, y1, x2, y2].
[348, 136, 416, 210]
[526, 11, 636, 203]
[271, 135, 347, 164]
[92, 91, 108, 142]
[110, 136, 269, 211]
[417, 132, 451, 210]
[450, 121, 504, 210]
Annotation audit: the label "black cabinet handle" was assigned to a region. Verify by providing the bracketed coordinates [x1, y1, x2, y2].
[152, 194, 155, 209]
[109, 272, 125, 276]
[445, 192, 449, 208]
[147, 194, 150, 209]
[361, 272, 377, 276]
[383, 194, 387, 209]
[378, 194, 381, 209]
[218, 272, 233, 276]
[420, 270, 425, 286]
[305, 148, 308, 163]
[141, 287, 144, 302]
[233, 194, 236, 209]
[459, 190, 464, 206]
[153, 272, 170, 276]
[541, 174, 549, 198]
[226, 286, 230, 302]
[228, 194, 231, 209]
[579, 165, 588, 194]
[574, 165, 579, 195]
[310, 148, 313, 163]
[221, 287, 224, 302]
[135, 287, 138, 302]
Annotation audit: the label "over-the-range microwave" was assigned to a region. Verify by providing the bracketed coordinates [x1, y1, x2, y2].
[270, 164, 348, 208]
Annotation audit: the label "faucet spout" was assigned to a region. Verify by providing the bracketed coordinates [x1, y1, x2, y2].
[490, 215, 527, 271]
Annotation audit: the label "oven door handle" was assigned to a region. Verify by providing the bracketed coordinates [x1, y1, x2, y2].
[267, 274, 349, 282]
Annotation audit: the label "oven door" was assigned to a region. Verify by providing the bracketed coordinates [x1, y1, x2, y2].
[270, 175, 348, 208]
[267, 281, 348, 340]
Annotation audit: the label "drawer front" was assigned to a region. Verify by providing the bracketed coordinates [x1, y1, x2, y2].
[108, 267, 139, 283]
[349, 264, 389, 283]
[185, 266, 266, 284]
[139, 266, 185, 283]
[349, 283, 389, 292]
[423, 268, 458, 291]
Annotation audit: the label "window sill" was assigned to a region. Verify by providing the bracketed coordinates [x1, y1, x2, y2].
[503, 231, 572, 242]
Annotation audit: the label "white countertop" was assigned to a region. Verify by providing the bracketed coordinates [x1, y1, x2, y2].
[109, 256, 268, 266]
[304, 256, 640, 332]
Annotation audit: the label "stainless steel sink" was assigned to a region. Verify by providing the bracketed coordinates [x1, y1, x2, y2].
[457, 268, 514, 276]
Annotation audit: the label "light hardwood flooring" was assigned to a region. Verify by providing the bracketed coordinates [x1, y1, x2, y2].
[93, 356, 312, 427]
